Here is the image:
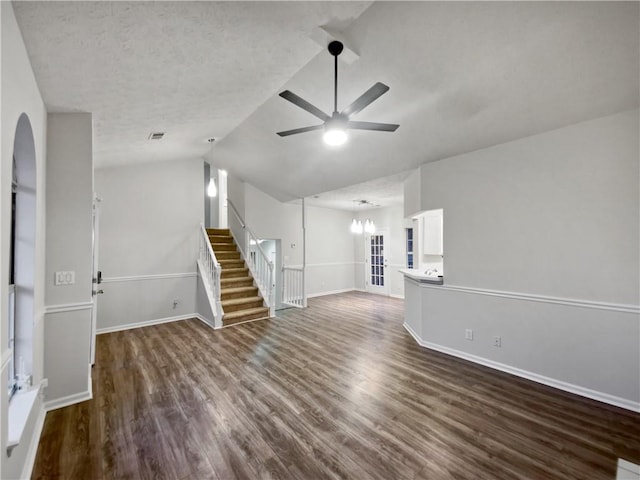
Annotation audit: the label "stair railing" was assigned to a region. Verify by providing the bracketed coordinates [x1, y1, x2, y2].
[282, 266, 305, 308]
[227, 199, 275, 316]
[198, 223, 223, 328]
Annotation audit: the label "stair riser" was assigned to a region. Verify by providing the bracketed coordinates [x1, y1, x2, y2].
[216, 252, 241, 260]
[221, 269, 249, 279]
[219, 261, 245, 269]
[221, 278, 253, 288]
[221, 289, 259, 300]
[209, 236, 234, 244]
[223, 309, 270, 326]
[212, 243, 236, 252]
[207, 228, 231, 236]
[223, 300, 264, 313]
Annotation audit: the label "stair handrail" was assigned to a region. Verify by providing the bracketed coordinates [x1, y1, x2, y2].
[227, 199, 275, 315]
[198, 223, 223, 327]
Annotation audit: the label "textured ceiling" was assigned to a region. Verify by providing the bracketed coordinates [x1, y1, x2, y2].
[12, 1, 371, 166]
[303, 170, 411, 211]
[12, 1, 640, 209]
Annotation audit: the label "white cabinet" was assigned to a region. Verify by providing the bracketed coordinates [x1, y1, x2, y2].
[422, 210, 443, 255]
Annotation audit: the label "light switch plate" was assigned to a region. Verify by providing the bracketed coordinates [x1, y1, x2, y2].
[55, 271, 75, 285]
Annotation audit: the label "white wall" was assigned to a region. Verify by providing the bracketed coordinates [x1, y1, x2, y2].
[305, 206, 356, 297]
[95, 158, 202, 332]
[404, 110, 640, 409]
[1, 2, 48, 478]
[44, 113, 93, 405]
[243, 183, 303, 266]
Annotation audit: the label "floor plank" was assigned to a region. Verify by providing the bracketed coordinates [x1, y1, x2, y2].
[32, 292, 640, 479]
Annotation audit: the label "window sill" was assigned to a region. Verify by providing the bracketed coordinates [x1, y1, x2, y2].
[7, 386, 40, 455]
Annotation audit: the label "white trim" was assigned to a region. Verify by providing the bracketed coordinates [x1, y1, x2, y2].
[194, 313, 219, 330]
[403, 322, 640, 413]
[1, 348, 12, 371]
[96, 313, 197, 335]
[101, 272, 197, 283]
[44, 301, 93, 314]
[307, 288, 356, 299]
[19, 402, 45, 480]
[390, 293, 405, 300]
[305, 262, 357, 268]
[44, 389, 93, 412]
[405, 280, 639, 314]
[618, 459, 640, 479]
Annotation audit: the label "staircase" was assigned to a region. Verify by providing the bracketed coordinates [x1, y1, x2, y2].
[207, 228, 270, 326]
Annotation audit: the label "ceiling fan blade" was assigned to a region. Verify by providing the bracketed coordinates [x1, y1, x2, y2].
[279, 91, 330, 122]
[341, 82, 390, 117]
[276, 125, 324, 137]
[348, 121, 399, 132]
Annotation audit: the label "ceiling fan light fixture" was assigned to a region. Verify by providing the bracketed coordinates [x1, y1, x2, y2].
[323, 115, 348, 146]
[323, 127, 348, 146]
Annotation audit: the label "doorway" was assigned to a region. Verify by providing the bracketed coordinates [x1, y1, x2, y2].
[365, 231, 389, 296]
[257, 239, 286, 311]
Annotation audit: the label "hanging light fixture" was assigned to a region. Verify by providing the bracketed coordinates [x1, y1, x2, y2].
[350, 218, 363, 234]
[206, 137, 217, 197]
[364, 219, 376, 234]
[207, 178, 217, 197]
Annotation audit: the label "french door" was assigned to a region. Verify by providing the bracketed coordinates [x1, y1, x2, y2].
[365, 232, 389, 295]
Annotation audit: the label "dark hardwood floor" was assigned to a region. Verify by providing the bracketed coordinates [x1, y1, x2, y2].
[32, 292, 639, 479]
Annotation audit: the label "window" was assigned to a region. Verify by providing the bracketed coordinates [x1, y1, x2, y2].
[406, 228, 414, 268]
[370, 234, 385, 286]
[8, 162, 17, 398]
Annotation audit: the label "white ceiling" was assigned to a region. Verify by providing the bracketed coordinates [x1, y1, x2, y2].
[13, 1, 640, 210]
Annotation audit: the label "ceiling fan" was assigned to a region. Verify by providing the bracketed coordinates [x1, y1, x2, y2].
[277, 40, 399, 146]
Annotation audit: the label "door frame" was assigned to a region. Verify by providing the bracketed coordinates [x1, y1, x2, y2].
[364, 230, 390, 296]
[90, 195, 101, 365]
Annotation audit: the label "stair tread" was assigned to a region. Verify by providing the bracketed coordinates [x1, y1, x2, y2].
[222, 296, 263, 306]
[222, 267, 248, 272]
[223, 306, 269, 320]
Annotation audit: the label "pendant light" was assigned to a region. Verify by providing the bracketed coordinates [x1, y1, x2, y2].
[207, 137, 217, 197]
[207, 178, 217, 197]
[364, 219, 376, 234]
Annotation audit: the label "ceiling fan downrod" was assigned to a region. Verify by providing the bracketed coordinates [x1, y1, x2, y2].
[328, 41, 344, 114]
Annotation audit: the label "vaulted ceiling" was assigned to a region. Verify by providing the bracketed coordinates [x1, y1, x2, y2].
[13, 1, 640, 207]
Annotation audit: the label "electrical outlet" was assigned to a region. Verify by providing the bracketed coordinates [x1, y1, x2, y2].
[465, 329, 473, 341]
[493, 336, 502, 347]
[55, 271, 75, 285]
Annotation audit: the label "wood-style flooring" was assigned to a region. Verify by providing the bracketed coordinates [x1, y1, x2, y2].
[32, 292, 640, 479]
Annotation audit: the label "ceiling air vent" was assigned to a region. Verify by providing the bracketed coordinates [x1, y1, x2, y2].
[148, 132, 165, 140]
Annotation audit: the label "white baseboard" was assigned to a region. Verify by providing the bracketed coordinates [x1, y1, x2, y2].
[44, 390, 93, 412]
[307, 288, 357, 299]
[390, 293, 405, 299]
[19, 403, 45, 480]
[194, 313, 219, 330]
[403, 322, 640, 413]
[96, 313, 197, 334]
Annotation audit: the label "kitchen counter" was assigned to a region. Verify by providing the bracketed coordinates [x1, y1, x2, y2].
[399, 269, 444, 285]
